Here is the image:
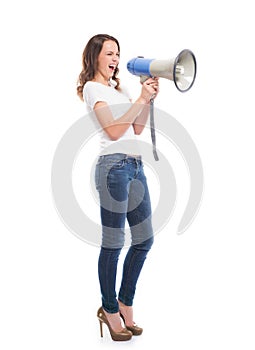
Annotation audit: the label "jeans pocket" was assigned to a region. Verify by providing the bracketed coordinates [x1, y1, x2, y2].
[105, 159, 125, 171]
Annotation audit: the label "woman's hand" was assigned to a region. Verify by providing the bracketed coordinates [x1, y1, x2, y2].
[138, 77, 160, 104]
[132, 77, 160, 135]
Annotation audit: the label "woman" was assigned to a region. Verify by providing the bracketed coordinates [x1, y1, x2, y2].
[77, 34, 159, 341]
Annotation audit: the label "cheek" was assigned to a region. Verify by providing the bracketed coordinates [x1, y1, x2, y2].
[103, 59, 110, 70]
[97, 56, 107, 70]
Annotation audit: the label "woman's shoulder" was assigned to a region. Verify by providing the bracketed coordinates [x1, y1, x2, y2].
[83, 81, 106, 98]
[84, 81, 103, 90]
[83, 80, 131, 103]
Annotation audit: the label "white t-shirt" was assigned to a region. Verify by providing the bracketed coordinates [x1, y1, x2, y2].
[83, 81, 140, 155]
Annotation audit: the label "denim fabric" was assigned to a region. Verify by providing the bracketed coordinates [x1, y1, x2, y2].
[95, 153, 154, 313]
[98, 237, 153, 313]
[95, 153, 154, 248]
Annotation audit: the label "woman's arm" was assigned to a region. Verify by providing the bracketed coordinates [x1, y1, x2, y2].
[132, 77, 159, 135]
[93, 98, 148, 141]
[132, 103, 150, 135]
[93, 78, 159, 141]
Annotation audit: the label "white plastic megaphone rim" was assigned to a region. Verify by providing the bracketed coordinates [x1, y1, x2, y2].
[173, 49, 197, 92]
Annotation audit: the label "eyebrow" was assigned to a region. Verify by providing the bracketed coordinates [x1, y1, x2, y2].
[106, 50, 120, 54]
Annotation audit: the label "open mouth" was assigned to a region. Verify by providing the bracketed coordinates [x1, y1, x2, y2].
[109, 64, 116, 72]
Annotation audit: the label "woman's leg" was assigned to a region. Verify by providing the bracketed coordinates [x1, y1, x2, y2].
[95, 155, 130, 313]
[98, 246, 122, 313]
[118, 164, 154, 307]
[118, 236, 154, 307]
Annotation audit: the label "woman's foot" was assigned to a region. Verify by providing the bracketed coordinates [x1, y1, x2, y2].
[103, 309, 123, 333]
[118, 301, 134, 327]
[97, 307, 132, 341]
[118, 300, 143, 335]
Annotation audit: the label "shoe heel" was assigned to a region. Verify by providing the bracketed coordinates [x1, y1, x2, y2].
[99, 320, 103, 337]
[97, 306, 132, 341]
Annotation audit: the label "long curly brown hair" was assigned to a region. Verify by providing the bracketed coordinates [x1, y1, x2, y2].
[77, 34, 121, 101]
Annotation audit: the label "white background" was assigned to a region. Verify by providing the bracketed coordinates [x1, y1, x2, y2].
[1, 0, 255, 349]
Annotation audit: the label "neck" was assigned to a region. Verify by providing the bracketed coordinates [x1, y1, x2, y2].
[92, 74, 110, 86]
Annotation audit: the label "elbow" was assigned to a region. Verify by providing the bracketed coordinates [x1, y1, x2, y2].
[104, 129, 121, 141]
[133, 125, 144, 135]
[104, 125, 125, 141]
[109, 134, 119, 141]
[134, 128, 143, 135]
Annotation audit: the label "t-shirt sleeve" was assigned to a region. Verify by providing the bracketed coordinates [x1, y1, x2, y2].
[83, 83, 107, 109]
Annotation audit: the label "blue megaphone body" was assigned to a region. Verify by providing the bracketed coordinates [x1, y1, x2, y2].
[127, 50, 197, 92]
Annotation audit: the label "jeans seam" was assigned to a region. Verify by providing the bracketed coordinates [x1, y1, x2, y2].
[119, 249, 139, 305]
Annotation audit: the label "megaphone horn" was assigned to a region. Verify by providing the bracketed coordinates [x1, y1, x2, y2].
[127, 49, 197, 92]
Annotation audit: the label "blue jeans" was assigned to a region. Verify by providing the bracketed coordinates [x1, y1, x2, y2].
[95, 153, 154, 313]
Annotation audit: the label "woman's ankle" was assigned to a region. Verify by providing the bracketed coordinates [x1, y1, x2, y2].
[118, 301, 134, 327]
[104, 309, 123, 332]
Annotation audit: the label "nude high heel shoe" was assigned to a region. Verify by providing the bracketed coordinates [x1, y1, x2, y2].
[97, 307, 132, 341]
[119, 313, 143, 336]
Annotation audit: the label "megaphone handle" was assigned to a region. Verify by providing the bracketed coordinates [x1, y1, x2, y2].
[140, 75, 149, 83]
[150, 98, 159, 161]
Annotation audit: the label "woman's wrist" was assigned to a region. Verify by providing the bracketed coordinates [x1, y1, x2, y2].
[136, 96, 149, 105]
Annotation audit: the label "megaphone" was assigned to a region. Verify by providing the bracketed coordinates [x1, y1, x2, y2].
[127, 49, 197, 92]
